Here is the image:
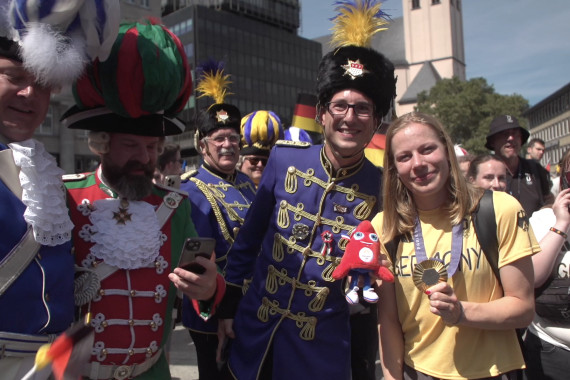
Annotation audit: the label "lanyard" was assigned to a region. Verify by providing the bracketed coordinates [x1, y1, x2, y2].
[413, 217, 463, 277]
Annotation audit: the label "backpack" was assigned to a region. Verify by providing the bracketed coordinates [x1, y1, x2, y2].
[534, 240, 570, 325]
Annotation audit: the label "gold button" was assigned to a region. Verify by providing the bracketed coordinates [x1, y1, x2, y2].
[128, 319, 134, 326]
[130, 290, 136, 297]
[102, 349, 108, 355]
[99, 289, 105, 296]
[288, 166, 295, 174]
[102, 321, 108, 328]
[154, 292, 160, 299]
[129, 349, 134, 356]
[150, 322, 156, 329]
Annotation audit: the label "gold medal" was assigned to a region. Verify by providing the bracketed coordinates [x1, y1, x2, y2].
[413, 259, 448, 292]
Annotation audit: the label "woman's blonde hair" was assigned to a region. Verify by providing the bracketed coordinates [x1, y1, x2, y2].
[382, 112, 482, 241]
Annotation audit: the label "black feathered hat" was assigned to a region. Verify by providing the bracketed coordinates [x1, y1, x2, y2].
[316, 0, 396, 119]
[196, 103, 241, 139]
[194, 60, 241, 140]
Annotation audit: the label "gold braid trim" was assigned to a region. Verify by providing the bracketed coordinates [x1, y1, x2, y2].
[285, 166, 298, 193]
[257, 297, 318, 341]
[277, 200, 290, 229]
[265, 265, 330, 312]
[272, 233, 285, 262]
[284, 168, 376, 220]
[190, 178, 252, 245]
[279, 201, 353, 234]
[191, 178, 234, 244]
[273, 234, 342, 282]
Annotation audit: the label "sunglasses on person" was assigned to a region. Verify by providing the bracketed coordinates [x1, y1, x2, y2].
[245, 157, 268, 166]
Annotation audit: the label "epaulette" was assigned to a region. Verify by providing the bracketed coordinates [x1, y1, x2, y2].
[62, 173, 86, 182]
[181, 169, 198, 181]
[275, 140, 311, 148]
[154, 181, 189, 196]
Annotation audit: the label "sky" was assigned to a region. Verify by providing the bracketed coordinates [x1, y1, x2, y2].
[299, 0, 570, 107]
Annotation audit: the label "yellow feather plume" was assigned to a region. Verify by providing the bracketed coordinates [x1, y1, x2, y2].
[195, 62, 233, 105]
[330, 0, 389, 48]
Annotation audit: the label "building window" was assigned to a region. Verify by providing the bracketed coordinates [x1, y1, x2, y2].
[432, 0, 440, 4]
[412, 0, 420, 9]
[141, 0, 149, 7]
[37, 106, 53, 135]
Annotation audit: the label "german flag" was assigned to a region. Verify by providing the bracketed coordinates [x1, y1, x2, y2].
[364, 133, 386, 168]
[291, 93, 321, 134]
[23, 320, 94, 380]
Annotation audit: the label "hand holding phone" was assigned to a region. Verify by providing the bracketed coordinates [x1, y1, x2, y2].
[178, 237, 215, 274]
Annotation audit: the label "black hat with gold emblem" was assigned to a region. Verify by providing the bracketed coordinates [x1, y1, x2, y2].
[316, 0, 396, 119]
[195, 60, 241, 140]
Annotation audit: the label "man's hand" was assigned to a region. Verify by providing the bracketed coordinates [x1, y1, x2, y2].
[169, 252, 217, 301]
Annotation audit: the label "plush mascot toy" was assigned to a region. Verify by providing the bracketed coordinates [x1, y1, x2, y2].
[332, 220, 394, 304]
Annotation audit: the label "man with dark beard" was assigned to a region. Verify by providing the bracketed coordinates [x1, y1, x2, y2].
[61, 21, 225, 380]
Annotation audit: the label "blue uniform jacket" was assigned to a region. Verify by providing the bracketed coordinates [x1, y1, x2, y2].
[180, 165, 256, 333]
[224, 143, 382, 380]
[0, 143, 74, 336]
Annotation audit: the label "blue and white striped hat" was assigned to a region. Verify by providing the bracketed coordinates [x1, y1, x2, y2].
[0, 0, 120, 88]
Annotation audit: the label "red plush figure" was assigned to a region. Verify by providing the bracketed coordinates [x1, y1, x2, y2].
[332, 220, 394, 304]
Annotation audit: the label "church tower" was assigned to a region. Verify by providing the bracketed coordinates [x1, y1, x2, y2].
[397, 0, 466, 114]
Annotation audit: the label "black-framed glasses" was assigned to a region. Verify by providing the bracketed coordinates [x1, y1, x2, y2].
[245, 157, 268, 166]
[204, 134, 240, 146]
[326, 101, 374, 118]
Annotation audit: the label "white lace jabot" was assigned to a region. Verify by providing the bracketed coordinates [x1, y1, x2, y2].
[9, 139, 74, 246]
[88, 198, 162, 269]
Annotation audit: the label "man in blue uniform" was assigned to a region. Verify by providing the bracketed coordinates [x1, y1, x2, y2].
[0, 1, 118, 378]
[179, 63, 258, 380]
[218, 2, 397, 379]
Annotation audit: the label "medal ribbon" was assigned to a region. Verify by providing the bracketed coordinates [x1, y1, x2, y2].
[413, 217, 463, 277]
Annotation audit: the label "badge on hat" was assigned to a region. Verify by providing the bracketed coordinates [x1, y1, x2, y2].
[216, 109, 229, 124]
[342, 59, 369, 80]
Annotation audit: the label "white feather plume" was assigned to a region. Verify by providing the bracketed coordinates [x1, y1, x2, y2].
[20, 22, 87, 87]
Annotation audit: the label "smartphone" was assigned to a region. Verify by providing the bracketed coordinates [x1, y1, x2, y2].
[165, 175, 181, 189]
[178, 237, 215, 274]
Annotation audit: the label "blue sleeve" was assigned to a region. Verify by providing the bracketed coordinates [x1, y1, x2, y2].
[223, 146, 279, 286]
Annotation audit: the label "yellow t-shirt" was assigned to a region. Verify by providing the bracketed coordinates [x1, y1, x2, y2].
[372, 191, 540, 379]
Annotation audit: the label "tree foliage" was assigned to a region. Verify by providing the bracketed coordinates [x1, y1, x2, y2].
[415, 77, 529, 155]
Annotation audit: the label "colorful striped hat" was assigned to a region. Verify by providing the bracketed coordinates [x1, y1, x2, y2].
[240, 110, 284, 156]
[0, 0, 120, 88]
[62, 20, 192, 136]
[284, 127, 312, 144]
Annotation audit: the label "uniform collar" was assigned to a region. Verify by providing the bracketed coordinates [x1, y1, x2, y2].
[319, 146, 366, 180]
[202, 162, 237, 183]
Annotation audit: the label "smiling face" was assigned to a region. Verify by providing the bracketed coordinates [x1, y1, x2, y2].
[0, 57, 52, 142]
[392, 122, 450, 210]
[471, 159, 507, 192]
[318, 89, 378, 168]
[200, 127, 240, 175]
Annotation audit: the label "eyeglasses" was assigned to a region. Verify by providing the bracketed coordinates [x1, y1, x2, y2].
[245, 157, 268, 166]
[326, 102, 374, 118]
[204, 134, 240, 146]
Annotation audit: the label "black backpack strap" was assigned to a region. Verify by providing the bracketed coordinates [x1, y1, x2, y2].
[385, 235, 402, 266]
[472, 190, 501, 285]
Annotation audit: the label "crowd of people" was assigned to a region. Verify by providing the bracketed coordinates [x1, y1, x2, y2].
[1, 1, 569, 380]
